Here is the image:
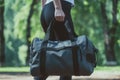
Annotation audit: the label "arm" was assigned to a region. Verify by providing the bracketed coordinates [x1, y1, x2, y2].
[53, 0, 65, 21]
[53, 0, 62, 9]
[41, 0, 46, 8]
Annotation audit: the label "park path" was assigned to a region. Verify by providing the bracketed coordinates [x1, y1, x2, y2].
[0, 71, 120, 80]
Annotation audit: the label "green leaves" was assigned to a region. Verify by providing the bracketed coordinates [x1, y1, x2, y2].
[3, 0, 120, 66]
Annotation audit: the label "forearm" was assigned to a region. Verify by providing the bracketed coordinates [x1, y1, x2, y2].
[53, 0, 62, 10]
[54, 0, 65, 21]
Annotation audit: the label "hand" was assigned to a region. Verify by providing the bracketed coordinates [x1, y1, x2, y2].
[54, 9, 65, 22]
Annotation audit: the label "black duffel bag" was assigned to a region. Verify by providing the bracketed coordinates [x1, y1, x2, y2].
[29, 20, 98, 76]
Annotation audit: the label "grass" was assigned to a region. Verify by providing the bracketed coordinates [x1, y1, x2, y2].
[0, 67, 29, 72]
[0, 66, 120, 73]
[94, 66, 120, 74]
[95, 66, 120, 71]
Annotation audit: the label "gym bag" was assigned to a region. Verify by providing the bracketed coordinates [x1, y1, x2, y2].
[29, 20, 98, 76]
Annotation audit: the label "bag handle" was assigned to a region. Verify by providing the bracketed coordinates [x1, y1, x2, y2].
[64, 20, 80, 75]
[43, 19, 55, 41]
[43, 19, 75, 42]
[64, 20, 75, 40]
[40, 19, 58, 75]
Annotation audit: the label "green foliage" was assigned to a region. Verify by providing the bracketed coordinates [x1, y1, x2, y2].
[30, 3, 45, 40]
[4, 0, 21, 66]
[13, 0, 31, 40]
[4, 0, 44, 66]
[4, 0, 32, 66]
[18, 45, 27, 66]
[73, 0, 106, 65]
[72, 0, 120, 65]
[3, 0, 120, 66]
[116, 1, 120, 65]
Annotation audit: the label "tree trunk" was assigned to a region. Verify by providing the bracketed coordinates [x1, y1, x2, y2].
[100, 0, 118, 65]
[26, 0, 37, 65]
[0, 0, 5, 66]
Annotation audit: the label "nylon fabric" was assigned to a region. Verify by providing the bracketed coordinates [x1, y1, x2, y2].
[30, 35, 98, 76]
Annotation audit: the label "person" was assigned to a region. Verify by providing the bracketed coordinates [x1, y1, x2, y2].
[34, 0, 77, 80]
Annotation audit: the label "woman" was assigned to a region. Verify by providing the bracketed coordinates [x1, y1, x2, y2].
[34, 0, 76, 80]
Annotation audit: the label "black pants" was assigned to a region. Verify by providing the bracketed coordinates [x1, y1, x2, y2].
[34, 1, 76, 80]
[41, 1, 76, 41]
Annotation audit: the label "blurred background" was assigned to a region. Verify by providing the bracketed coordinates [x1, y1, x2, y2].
[0, 0, 120, 67]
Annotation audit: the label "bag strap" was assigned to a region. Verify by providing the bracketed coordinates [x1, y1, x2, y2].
[64, 20, 75, 40]
[40, 48, 46, 75]
[43, 19, 55, 42]
[40, 19, 56, 75]
[65, 21, 80, 75]
[72, 45, 80, 75]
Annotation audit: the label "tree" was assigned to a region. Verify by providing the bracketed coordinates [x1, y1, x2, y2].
[100, 0, 118, 65]
[0, 0, 5, 66]
[26, 0, 38, 65]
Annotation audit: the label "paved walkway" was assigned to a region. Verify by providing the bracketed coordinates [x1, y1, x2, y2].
[0, 71, 120, 80]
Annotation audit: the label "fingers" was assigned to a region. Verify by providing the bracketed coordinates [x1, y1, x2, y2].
[55, 15, 65, 21]
[54, 9, 65, 22]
